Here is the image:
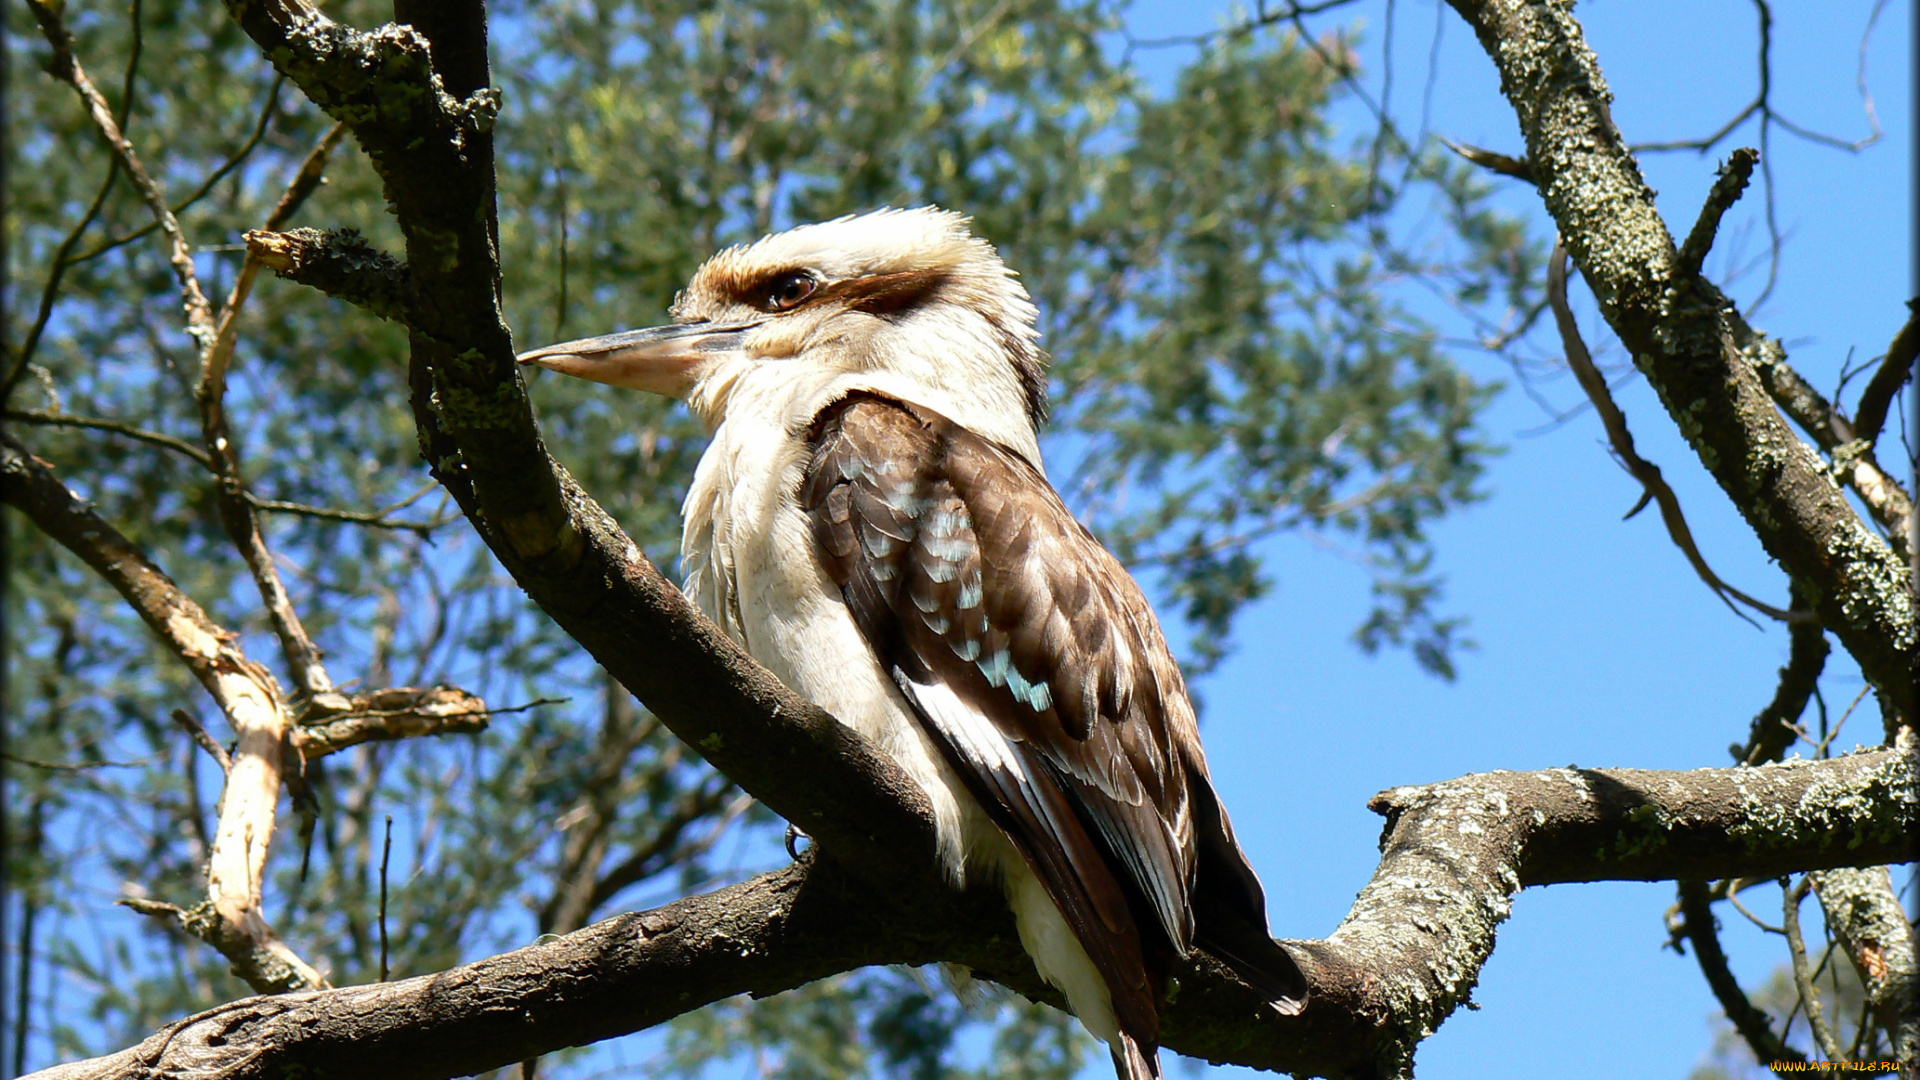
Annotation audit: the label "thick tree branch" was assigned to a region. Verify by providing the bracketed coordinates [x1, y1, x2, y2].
[27, 746, 1916, 1080]
[1808, 865, 1917, 1038]
[223, 0, 948, 895]
[1445, 0, 1917, 719]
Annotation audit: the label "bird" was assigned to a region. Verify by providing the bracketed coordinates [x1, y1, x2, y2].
[517, 207, 1306, 1080]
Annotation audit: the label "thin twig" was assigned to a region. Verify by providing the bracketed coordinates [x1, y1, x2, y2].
[4, 410, 211, 467]
[1784, 875, 1850, 1061]
[1674, 879, 1807, 1065]
[1119, 0, 1363, 55]
[380, 815, 394, 982]
[172, 709, 232, 774]
[0, 750, 150, 771]
[69, 76, 287, 265]
[1727, 888, 1786, 936]
[1809, 686, 1872, 759]
[3, 414, 451, 533]
[1438, 137, 1534, 183]
[1548, 241, 1802, 624]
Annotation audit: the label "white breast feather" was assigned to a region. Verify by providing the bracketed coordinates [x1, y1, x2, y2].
[679, 361, 1120, 1057]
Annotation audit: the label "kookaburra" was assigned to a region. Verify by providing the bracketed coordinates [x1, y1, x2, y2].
[518, 207, 1306, 1080]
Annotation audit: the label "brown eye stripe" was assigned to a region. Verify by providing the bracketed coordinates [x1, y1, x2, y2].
[821, 268, 950, 316]
[737, 266, 951, 316]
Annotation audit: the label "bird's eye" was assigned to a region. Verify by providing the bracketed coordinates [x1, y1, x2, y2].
[764, 272, 818, 312]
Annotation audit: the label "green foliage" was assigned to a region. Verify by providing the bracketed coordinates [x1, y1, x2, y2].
[5, 0, 1540, 1073]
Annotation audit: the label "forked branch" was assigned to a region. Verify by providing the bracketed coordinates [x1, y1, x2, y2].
[25, 745, 1916, 1080]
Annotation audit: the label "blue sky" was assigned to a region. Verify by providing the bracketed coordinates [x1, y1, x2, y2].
[1120, 1, 1911, 1076]
[568, 4, 1912, 1077]
[13, 2, 1904, 1076]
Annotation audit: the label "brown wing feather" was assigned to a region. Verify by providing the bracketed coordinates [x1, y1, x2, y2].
[803, 391, 1306, 1031]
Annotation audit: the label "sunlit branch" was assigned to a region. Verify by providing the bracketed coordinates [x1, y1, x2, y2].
[28, 745, 1917, 1080]
[1546, 241, 1801, 626]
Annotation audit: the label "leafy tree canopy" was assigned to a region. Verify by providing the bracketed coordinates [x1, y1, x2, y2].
[5, 0, 1536, 1072]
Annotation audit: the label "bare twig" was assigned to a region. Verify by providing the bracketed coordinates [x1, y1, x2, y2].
[241, 491, 457, 536]
[1438, 137, 1534, 183]
[1784, 876, 1850, 1061]
[1677, 148, 1759, 279]
[1626, 1, 1887, 311]
[5, 409, 212, 467]
[1119, 0, 1363, 55]
[69, 76, 288, 265]
[1547, 241, 1802, 624]
[380, 815, 394, 983]
[1675, 879, 1806, 1065]
[3, 413, 452, 533]
[1854, 301, 1917, 445]
[0, 751, 149, 771]
[173, 709, 233, 774]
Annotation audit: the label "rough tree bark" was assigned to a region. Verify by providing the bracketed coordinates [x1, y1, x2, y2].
[1441, 0, 1916, 719]
[22, 746, 1917, 1080]
[20, 0, 1915, 1077]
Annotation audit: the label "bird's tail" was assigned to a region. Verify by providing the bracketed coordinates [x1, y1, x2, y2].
[1110, 1033, 1163, 1080]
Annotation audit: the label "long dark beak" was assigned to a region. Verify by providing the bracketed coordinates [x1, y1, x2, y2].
[516, 321, 760, 398]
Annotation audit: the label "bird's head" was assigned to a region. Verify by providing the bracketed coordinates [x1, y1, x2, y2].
[518, 207, 1046, 444]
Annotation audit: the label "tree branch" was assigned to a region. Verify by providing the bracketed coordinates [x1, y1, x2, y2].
[1673, 878, 1806, 1065]
[27, 745, 1916, 1080]
[1547, 241, 1800, 625]
[1444, 0, 1916, 720]
[292, 686, 491, 758]
[1675, 147, 1757, 279]
[1735, 587, 1829, 765]
[1783, 876, 1849, 1061]
[1744, 338, 1912, 564]
[1808, 865, 1916, 1038]
[222, 0, 949, 896]
[246, 228, 412, 325]
[1853, 302, 1916, 445]
[3, 434, 490, 995]
[1, 432, 324, 992]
